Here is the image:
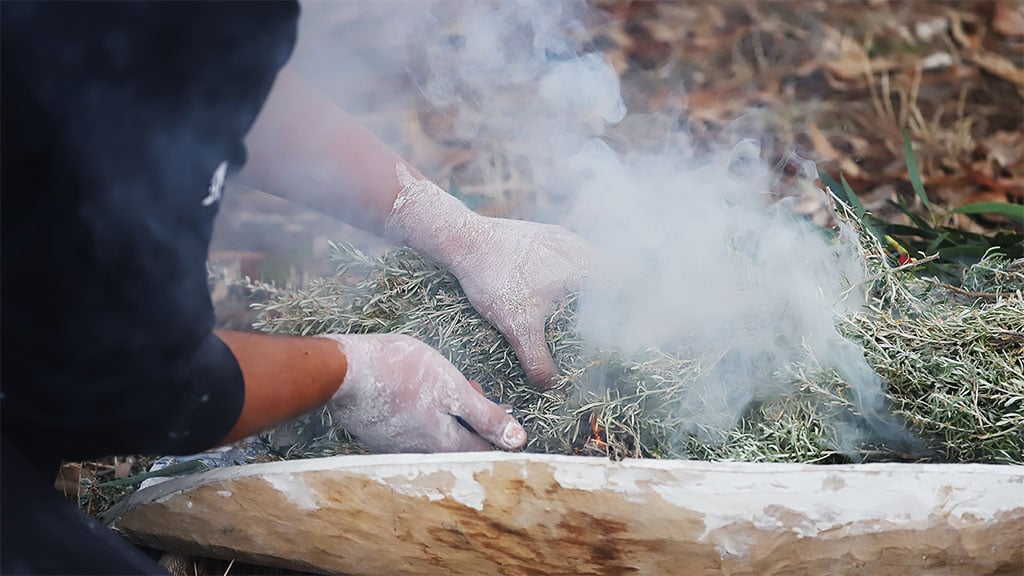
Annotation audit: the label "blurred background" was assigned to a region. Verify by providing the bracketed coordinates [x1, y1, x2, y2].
[210, 0, 1022, 314]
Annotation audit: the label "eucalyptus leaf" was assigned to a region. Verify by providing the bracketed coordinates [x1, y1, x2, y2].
[950, 202, 1024, 222]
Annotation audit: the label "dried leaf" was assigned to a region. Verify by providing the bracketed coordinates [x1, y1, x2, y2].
[947, 9, 981, 51]
[981, 131, 1024, 169]
[993, 2, 1024, 38]
[967, 50, 1024, 88]
[54, 463, 88, 501]
[808, 123, 864, 178]
[823, 30, 899, 81]
[114, 457, 135, 480]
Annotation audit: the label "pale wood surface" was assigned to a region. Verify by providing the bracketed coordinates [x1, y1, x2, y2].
[108, 453, 1024, 576]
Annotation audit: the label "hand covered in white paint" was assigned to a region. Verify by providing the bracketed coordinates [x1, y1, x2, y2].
[385, 164, 594, 388]
[320, 333, 527, 453]
[446, 217, 594, 388]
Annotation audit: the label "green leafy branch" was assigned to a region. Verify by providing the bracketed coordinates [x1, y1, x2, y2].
[822, 133, 1023, 284]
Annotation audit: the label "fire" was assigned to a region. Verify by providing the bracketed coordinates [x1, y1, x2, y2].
[588, 413, 607, 450]
[570, 412, 609, 455]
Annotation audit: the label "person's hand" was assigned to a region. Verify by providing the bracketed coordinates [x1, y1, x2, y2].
[384, 164, 594, 388]
[444, 217, 592, 388]
[319, 333, 527, 453]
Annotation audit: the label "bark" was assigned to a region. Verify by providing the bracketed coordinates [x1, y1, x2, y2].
[107, 453, 1024, 576]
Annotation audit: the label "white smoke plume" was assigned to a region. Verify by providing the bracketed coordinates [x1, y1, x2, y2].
[292, 0, 917, 455]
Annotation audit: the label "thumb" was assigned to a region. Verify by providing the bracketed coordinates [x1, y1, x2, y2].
[452, 384, 526, 450]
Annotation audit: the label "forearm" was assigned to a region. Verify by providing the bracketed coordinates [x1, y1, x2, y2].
[237, 67, 417, 235]
[215, 330, 348, 445]
[234, 67, 592, 390]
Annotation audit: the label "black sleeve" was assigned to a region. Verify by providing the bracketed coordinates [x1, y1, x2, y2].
[0, 1, 299, 461]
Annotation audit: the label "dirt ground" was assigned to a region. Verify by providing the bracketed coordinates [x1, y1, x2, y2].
[68, 1, 1022, 573]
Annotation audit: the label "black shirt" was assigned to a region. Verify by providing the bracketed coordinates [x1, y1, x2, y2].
[3, 2, 300, 573]
[1, 1, 299, 462]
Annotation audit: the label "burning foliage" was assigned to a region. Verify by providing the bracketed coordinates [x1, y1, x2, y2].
[251, 202, 1023, 465]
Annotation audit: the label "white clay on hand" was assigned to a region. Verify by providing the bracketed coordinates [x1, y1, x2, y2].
[319, 333, 526, 453]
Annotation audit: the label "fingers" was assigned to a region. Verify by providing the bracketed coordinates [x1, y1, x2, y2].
[450, 382, 527, 450]
[447, 379, 500, 451]
[516, 344, 558, 389]
[514, 234, 591, 387]
[506, 324, 559, 389]
[446, 421, 494, 452]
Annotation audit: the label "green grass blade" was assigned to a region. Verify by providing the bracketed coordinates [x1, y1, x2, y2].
[890, 196, 934, 232]
[926, 231, 951, 254]
[819, 171, 843, 198]
[882, 222, 940, 238]
[821, 172, 864, 217]
[97, 459, 208, 488]
[903, 132, 931, 212]
[950, 202, 1024, 222]
[822, 171, 884, 240]
[939, 243, 993, 259]
[991, 232, 1024, 258]
[838, 174, 867, 219]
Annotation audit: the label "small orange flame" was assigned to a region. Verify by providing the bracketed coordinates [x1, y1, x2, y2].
[588, 413, 607, 450]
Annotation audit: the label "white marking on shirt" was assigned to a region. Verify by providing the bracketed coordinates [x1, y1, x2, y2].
[202, 161, 229, 206]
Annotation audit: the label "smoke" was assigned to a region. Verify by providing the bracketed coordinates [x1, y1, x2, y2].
[566, 138, 911, 451]
[292, 1, 917, 455]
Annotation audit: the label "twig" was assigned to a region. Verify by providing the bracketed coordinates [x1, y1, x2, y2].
[928, 280, 1008, 300]
[847, 253, 942, 292]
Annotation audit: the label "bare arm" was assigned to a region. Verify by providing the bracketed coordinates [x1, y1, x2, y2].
[226, 70, 533, 447]
[236, 67, 415, 236]
[215, 330, 347, 445]
[236, 65, 595, 388]
[215, 330, 524, 452]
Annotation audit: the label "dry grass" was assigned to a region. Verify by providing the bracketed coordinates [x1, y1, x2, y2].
[251, 201, 1023, 465]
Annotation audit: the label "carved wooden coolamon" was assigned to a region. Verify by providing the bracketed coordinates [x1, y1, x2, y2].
[107, 453, 1024, 576]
